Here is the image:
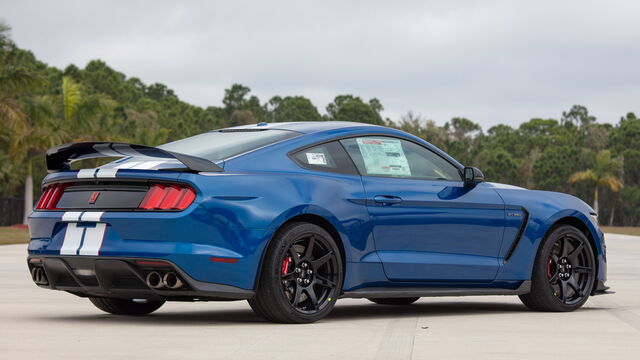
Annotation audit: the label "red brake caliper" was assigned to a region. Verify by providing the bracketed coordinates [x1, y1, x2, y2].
[281, 257, 292, 275]
[547, 257, 552, 279]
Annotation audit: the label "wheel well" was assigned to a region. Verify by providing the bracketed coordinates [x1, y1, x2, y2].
[279, 214, 347, 267]
[551, 217, 597, 252]
[254, 214, 347, 292]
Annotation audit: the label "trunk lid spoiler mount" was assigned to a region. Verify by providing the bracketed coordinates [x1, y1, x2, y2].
[46, 142, 223, 173]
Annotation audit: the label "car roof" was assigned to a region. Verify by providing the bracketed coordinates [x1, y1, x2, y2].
[219, 121, 465, 171]
[221, 121, 382, 134]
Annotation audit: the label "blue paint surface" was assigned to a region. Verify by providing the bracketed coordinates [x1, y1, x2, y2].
[28, 122, 606, 292]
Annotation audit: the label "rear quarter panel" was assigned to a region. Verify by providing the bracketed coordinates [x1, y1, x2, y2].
[179, 169, 377, 289]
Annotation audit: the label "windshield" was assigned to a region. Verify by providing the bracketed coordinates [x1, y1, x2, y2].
[158, 130, 299, 162]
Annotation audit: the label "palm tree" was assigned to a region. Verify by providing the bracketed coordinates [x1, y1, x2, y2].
[10, 96, 66, 223]
[57, 76, 115, 141]
[0, 24, 39, 136]
[8, 76, 115, 223]
[568, 150, 623, 214]
[0, 23, 47, 223]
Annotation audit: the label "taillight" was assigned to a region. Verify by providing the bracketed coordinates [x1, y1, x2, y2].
[36, 183, 66, 210]
[138, 184, 196, 210]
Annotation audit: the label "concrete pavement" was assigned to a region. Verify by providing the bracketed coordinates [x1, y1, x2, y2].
[1, 234, 639, 359]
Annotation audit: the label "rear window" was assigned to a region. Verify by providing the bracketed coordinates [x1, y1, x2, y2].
[290, 141, 358, 175]
[158, 130, 299, 162]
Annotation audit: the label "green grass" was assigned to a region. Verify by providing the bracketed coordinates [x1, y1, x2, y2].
[601, 226, 640, 237]
[0, 226, 30, 245]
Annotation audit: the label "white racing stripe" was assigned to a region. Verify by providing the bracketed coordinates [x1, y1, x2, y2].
[77, 169, 97, 178]
[93, 144, 122, 157]
[114, 161, 142, 169]
[60, 223, 85, 255]
[80, 212, 104, 222]
[112, 144, 145, 157]
[78, 223, 107, 256]
[83, 160, 170, 174]
[96, 169, 118, 178]
[60, 211, 107, 256]
[131, 161, 166, 169]
[61, 212, 82, 222]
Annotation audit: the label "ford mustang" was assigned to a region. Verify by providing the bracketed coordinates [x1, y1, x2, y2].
[27, 121, 609, 323]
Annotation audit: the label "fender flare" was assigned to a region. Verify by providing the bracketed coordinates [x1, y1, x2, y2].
[252, 205, 355, 289]
[261, 204, 354, 259]
[538, 209, 603, 255]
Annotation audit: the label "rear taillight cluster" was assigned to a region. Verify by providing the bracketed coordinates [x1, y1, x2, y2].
[36, 183, 66, 210]
[138, 184, 196, 210]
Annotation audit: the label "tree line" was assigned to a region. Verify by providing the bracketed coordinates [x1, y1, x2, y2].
[1, 23, 639, 226]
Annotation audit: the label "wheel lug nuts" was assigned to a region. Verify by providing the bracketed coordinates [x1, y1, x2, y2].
[297, 278, 302, 283]
[295, 268, 301, 273]
[304, 279, 310, 284]
[302, 263, 308, 268]
[307, 269, 312, 274]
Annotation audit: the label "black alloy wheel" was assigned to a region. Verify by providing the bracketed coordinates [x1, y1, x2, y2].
[280, 233, 340, 313]
[249, 222, 343, 323]
[546, 232, 595, 305]
[520, 225, 596, 311]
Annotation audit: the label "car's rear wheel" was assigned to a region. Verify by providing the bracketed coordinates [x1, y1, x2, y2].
[249, 222, 343, 323]
[368, 297, 420, 305]
[89, 297, 165, 315]
[519, 225, 596, 312]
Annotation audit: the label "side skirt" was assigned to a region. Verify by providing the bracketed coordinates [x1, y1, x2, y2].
[340, 280, 531, 299]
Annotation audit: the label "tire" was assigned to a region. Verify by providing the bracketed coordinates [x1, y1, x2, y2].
[368, 297, 420, 305]
[519, 225, 596, 312]
[89, 297, 165, 315]
[248, 222, 343, 323]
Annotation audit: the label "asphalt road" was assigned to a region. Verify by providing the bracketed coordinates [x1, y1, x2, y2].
[1, 234, 639, 360]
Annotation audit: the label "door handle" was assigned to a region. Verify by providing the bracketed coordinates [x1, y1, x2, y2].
[373, 195, 403, 205]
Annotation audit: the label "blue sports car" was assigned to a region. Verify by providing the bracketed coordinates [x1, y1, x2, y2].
[27, 121, 609, 323]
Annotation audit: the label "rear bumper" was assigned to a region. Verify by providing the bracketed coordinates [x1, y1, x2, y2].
[27, 256, 255, 301]
[27, 209, 270, 290]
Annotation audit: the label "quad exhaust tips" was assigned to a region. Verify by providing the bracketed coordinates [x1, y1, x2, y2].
[163, 272, 183, 289]
[145, 271, 183, 290]
[146, 271, 164, 289]
[31, 267, 49, 285]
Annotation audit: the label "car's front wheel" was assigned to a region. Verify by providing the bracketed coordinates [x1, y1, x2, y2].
[89, 297, 165, 315]
[249, 222, 343, 323]
[519, 225, 596, 312]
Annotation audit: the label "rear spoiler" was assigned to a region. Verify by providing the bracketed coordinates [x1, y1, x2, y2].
[46, 142, 223, 173]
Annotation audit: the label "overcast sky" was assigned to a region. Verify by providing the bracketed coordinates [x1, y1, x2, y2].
[1, 0, 639, 129]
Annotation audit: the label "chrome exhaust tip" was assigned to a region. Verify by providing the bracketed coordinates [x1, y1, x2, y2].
[146, 271, 164, 289]
[162, 272, 183, 289]
[31, 267, 48, 285]
[30, 267, 39, 281]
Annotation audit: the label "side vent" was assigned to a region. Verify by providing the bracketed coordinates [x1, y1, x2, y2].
[504, 208, 529, 263]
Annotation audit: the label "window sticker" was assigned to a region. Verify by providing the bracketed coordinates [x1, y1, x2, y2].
[306, 152, 328, 165]
[356, 138, 411, 176]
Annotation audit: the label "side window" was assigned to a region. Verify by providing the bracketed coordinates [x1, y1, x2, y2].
[291, 141, 358, 175]
[340, 137, 462, 181]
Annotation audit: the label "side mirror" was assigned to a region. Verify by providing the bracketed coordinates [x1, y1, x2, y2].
[464, 166, 484, 187]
